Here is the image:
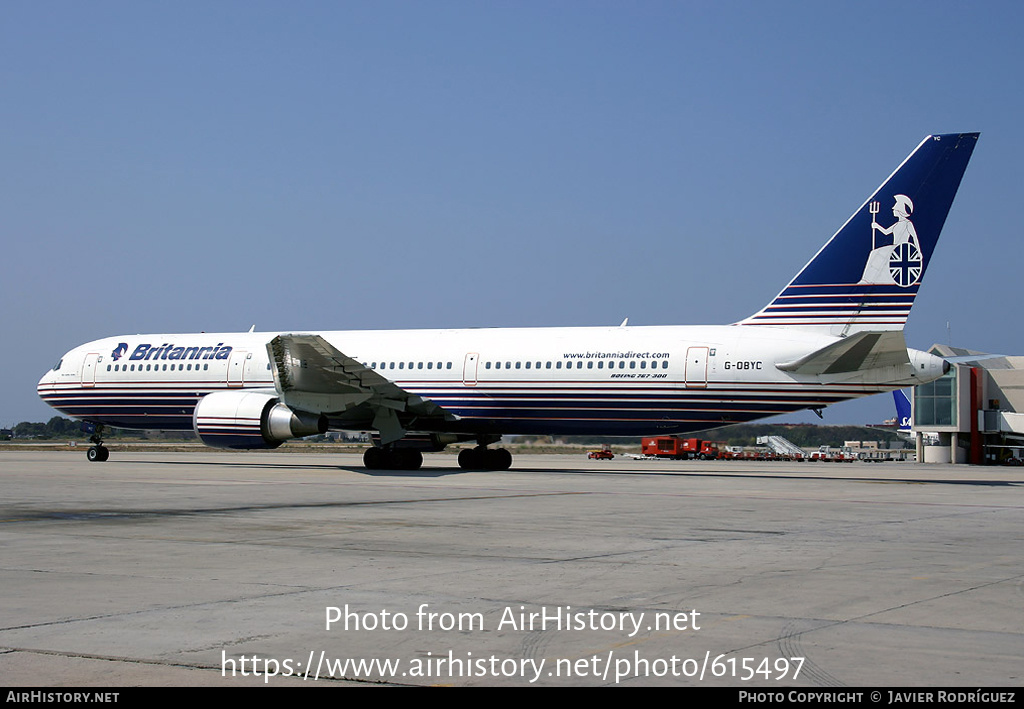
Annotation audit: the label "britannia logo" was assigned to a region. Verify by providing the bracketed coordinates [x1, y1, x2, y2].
[111, 343, 128, 361]
[859, 194, 922, 288]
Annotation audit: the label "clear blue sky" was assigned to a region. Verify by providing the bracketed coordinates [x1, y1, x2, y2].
[3, 1, 1022, 428]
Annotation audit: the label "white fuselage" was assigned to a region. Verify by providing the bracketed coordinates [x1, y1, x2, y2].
[37, 324, 946, 438]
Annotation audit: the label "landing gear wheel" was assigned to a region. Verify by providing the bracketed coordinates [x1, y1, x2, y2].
[363, 447, 384, 470]
[85, 424, 109, 462]
[392, 449, 423, 470]
[363, 447, 423, 471]
[492, 448, 512, 470]
[458, 447, 481, 470]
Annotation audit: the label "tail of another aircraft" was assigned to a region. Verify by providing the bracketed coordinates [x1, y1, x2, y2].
[894, 389, 913, 435]
[740, 133, 979, 336]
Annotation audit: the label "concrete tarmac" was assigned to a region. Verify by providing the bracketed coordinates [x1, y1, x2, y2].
[1, 450, 1021, 686]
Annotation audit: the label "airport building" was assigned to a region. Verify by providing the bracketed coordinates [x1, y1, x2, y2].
[913, 345, 1024, 464]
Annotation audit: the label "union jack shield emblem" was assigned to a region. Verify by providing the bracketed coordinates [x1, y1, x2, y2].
[889, 242, 922, 287]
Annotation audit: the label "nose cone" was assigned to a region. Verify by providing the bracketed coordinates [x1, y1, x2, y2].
[37, 354, 66, 403]
[38, 366, 55, 391]
[38, 369, 55, 412]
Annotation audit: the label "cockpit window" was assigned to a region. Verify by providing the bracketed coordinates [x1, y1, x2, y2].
[52, 359, 63, 372]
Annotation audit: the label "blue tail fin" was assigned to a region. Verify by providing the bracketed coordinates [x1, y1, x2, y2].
[894, 389, 912, 434]
[741, 133, 979, 335]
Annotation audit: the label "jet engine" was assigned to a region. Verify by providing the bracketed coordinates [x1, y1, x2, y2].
[193, 391, 327, 449]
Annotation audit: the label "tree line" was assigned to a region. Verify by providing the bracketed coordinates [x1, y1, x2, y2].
[2, 417, 194, 441]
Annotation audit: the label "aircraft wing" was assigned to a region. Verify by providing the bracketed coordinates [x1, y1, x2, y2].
[267, 334, 456, 444]
[776, 330, 910, 375]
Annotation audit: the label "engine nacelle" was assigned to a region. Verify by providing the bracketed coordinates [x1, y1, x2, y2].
[193, 391, 327, 450]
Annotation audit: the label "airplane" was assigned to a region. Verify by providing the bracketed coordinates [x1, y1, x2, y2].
[38, 132, 979, 470]
[893, 389, 913, 437]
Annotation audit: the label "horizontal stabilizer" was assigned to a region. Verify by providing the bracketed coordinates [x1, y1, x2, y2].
[942, 353, 1007, 364]
[777, 331, 909, 375]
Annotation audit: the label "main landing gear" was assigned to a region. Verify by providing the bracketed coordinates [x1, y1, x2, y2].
[455, 433, 512, 471]
[86, 424, 109, 462]
[361, 437, 514, 471]
[362, 446, 423, 471]
[457, 446, 512, 471]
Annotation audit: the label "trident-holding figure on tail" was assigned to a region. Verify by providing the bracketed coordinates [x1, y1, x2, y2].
[859, 194, 922, 287]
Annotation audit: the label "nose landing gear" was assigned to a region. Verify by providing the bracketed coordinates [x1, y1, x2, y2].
[85, 424, 109, 462]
